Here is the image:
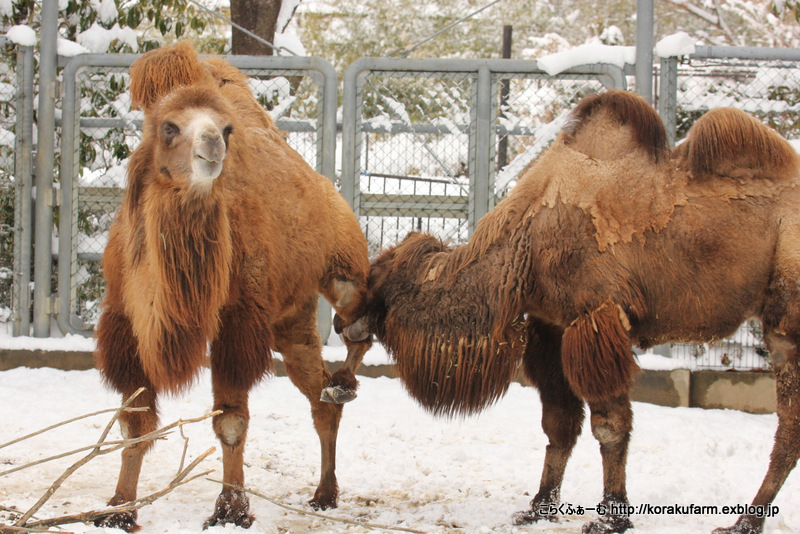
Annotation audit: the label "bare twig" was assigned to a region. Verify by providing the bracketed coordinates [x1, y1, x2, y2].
[1, 411, 220, 478]
[24, 447, 216, 530]
[14, 388, 147, 526]
[0, 407, 148, 451]
[207, 479, 425, 534]
[3, 387, 220, 530]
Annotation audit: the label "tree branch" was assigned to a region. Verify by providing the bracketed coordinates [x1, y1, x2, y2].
[2, 389, 220, 531]
[207, 479, 426, 534]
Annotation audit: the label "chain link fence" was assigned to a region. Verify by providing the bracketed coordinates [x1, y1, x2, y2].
[2, 44, 799, 371]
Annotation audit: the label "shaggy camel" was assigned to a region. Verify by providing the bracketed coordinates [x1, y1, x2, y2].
[94, 42, 371, 530]
[346, 90, 800, 534]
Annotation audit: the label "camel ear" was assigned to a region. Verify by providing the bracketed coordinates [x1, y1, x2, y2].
[129, 41, 210, 112]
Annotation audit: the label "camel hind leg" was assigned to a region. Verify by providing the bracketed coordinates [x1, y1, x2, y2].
[713, 328, 800, 534]
[714, 231, 800, 534]
[275, 297, 344, 509]
[94, 309, 159, 532]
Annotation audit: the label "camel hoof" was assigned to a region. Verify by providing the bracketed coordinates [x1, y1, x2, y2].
[581, 515, 633, 534]
[309, 494, 337, 511]
[94, 510, 140, 532]
[320, 385, 357, 404]
[712, 516, 763, 534]
[203, 490, 254, 529]
[511, 508, 559, 525]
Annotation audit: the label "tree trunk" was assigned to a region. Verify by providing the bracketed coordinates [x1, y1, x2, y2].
[230, 0, 282, 55]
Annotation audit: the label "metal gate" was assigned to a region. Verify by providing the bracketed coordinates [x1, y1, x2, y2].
[339, 58, 627, 253]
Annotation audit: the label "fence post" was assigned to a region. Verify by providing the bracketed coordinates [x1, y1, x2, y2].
[468, 66, 493, 235]
[658, 57, 678, 147]
[341, 61, 365, 215]
[635, 0, 654, 103]
[32, 1, 59, 337]
[11, 45, 34, 337]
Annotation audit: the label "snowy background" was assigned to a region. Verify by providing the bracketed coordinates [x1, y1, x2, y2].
[0, 326, 798, 534]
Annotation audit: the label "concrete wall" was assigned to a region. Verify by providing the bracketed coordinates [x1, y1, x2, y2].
[0, 348, 777, 414]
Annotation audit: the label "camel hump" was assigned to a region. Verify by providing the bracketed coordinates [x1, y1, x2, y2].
[677, 107, 800, 181]
[562, 90, 669, 164]
[129, 41, 211, 111]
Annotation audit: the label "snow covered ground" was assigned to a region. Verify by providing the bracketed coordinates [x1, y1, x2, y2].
[0, 331, 798, 533]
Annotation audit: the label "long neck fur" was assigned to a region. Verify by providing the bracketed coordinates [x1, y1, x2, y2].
[126, 147, 233, 392]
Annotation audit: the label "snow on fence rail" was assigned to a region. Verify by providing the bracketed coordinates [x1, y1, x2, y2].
[2, 45, 798, 371]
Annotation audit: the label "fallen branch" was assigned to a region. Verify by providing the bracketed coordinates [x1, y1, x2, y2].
[2, 389, 220, 531]
[207, 479, 425, 534]
[23, 447, 216, 530]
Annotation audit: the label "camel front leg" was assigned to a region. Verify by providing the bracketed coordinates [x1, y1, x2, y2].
[514, 320, 586, 525]
[276, 308, 344, 510]
[205, 386, 254, 529]
[713, 332, 800, 534]
[322, 318, 372, 404]
[204, 303, 273, 528]
[320, 279, 373, 404]
[94, 310, 159, 532]
[583, 394, 634, 534]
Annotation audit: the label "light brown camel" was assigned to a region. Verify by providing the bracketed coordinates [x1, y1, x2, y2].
[344, 90, 800, 534]
[94, 42, 372, 531]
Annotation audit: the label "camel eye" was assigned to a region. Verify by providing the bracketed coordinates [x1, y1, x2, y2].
[222, 125, 233, 147]
[162, 121, 179, 145]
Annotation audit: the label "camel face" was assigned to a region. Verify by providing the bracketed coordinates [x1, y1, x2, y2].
[150, 86, 234, 193]
[155, 108, 232, 191]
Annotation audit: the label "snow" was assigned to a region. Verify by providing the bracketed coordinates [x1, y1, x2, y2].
[5, 25, 37, 47]
[78, 23, 138, 54]
[58, 37, 92, 57]
[655, 31, 697, 58]
[537, 43, 636, 76]
[0, 366, 797, 533]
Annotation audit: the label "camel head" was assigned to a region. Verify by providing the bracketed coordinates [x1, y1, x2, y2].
[147, 84, 234, 193]
[341, 232, 449, 342]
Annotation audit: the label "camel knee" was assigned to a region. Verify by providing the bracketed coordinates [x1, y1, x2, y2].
[766, 331, 798, 371]
[214, 413, 248, 447]
[589, 398, 633, 447]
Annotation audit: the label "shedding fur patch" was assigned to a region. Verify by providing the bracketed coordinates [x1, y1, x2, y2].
[561, 301, 640, 402]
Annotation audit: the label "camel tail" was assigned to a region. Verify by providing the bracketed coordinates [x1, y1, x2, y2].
[561, 301, 640, 402]
[678, 107, 800, 181]
[381, 320, 526, 417]
[129, 41, 210, 111]
[563, 90, 670, 164]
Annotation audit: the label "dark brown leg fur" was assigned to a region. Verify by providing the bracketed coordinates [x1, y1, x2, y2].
[94, 310, 159, 532]
[514, 320, 586, 525]
[582, 394, 634, 534]
[204, 303, 273, 529]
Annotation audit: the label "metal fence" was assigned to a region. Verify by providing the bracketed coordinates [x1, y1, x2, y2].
[3, 43, 800, 370]
[0, 42, 33, 337]
[340, 58, 626, 254]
